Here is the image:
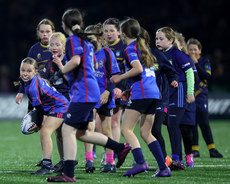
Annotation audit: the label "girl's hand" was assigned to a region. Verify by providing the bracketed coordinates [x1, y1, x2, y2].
[29, 124, 40, 132]
[187, 94, 195, 103]
[15, 93, 24, 104]
[170, 80, 178, 88]
[114, 88, 122, 99]
[110, 75, 122, 84]
[53, 55, 63, 69]
[99, 90, 110, 105]
[121, 90, 130, 101]
[190, 55, 198, 64]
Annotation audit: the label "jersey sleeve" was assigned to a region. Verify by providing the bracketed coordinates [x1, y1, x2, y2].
[174, 50, 191, 71]
[105, 48, 120, 75]
[65, 36, 84, 60]
[28, 78, 42, 107]
[103, 48, 118, 92]
[125, 46, 140, 65]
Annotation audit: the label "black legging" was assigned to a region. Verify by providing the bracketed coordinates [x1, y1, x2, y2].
[180, 124, 193, 156]
[192, 110, 214, 147]
[151, 111, 168, 158]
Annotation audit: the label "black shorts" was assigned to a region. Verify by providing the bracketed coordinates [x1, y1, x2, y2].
[96, 107, 113, 117]
[126, 99, 157, 114]
[65, 102, 96, 130]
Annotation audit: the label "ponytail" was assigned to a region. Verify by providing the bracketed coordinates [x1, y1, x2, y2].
[136, 36, 156, 68]
[120, 18, 156, 68]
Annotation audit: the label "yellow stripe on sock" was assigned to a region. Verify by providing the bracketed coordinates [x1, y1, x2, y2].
[208, 144, 215, 150]
[192, 145, 199, 151]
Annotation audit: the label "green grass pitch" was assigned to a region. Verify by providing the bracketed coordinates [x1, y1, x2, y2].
[0, 120, 229, 183]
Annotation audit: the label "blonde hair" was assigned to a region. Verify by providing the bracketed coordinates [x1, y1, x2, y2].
[156, 26, 176, 44]
[174, 31, 188, 54]
[49, 32, 66, 49]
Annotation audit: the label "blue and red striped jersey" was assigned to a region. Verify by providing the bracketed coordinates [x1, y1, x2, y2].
[125, 41, 160, 100]
[94, 47, 120, 109]
[24, 75, 69, 113]
[65, 35, 100, 103]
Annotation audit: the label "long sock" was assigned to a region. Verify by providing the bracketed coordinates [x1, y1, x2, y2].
[132, 148, 145, 164]
[106, 153, 114, 165]
[192, 145, 199, 151]
[172, 154, 180, 161]
[63, 160, 76, 178]
[85, 152, 93, 162]
[208, 143, 215, 150]
[42, 158, 52, 169]
[148, 141, 166, 170]
[105, 137, 124, 154]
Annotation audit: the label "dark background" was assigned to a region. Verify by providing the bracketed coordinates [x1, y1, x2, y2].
[1, 0, 229, 93]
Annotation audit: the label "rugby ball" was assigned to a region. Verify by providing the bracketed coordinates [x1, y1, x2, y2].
[21, 110, 37, 135]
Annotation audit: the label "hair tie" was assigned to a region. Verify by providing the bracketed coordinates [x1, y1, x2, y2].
[72, 24, 80, 31]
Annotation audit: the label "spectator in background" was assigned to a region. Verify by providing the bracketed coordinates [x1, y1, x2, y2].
[187, 38, 223, 158]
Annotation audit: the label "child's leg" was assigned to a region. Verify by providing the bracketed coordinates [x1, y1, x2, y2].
[140, 114, 166, 170]
[121, 109, 141, 149]
[100, 115, 114, 165]
[84, 121, 95, 162]
[55, 125, 64, 160]
[40, 116, 64, 159]
[111, 106, 122, 142]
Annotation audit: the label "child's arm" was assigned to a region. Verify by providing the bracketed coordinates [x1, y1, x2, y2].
[185, 68, 195, 103]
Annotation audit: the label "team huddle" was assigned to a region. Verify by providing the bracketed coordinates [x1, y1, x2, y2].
[14, 8, 223, 183]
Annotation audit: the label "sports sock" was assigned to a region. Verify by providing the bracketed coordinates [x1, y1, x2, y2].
[148, 141, 166, 170]
[105, 137, 124, 154]
[85, 152, 93, 162]
[106, 153, 114, 165]
[192, 145, 199, 151]
[132, 148, 145, 164]
[208, 143, 215, 150]
[172, 154, 180, 161]
[63, 160, 76, 178]
[42, 158, 52, 169]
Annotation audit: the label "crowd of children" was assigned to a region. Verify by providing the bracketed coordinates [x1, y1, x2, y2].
[15, 7, 223, 183]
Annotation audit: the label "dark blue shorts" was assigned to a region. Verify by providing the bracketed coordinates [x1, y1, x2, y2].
[126, 99, 157, 114]
[65, 102, 96, 130]
[96, 107, 113, 117]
